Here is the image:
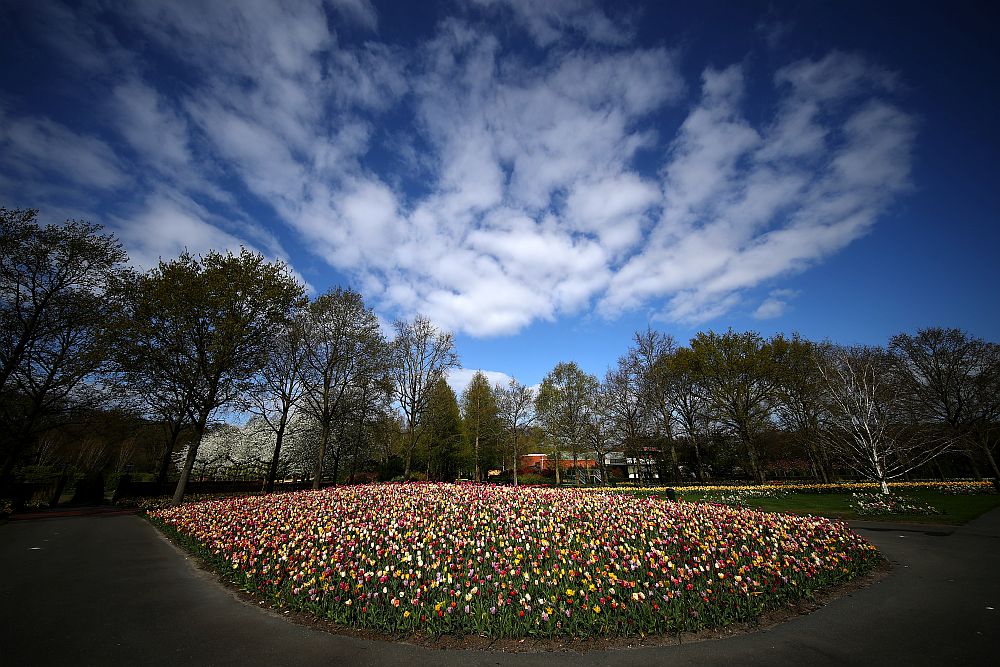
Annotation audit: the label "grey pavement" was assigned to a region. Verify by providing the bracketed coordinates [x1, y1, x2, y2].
[2, 507, 998, 666]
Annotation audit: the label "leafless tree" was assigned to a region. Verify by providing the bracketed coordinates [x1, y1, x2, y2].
[496, 378, 535, 486]
[389, 315, 458, 480]
[817, 344, 951, 494]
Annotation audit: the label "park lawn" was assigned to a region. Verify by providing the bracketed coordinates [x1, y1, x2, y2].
[676, 489, 1000, 525]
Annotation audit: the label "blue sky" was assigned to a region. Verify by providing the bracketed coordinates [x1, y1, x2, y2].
[2, 0, 997, 395]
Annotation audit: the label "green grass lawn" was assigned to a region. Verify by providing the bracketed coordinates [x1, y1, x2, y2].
[673, 489, 1000, 525]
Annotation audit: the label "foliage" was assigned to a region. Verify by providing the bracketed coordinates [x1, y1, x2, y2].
[0, 208, 128, 476]
[535, 361, 598, 485]
[109, 248, 305, 505]
[460, 371, 502, 481]
[152, 483, 879, 639]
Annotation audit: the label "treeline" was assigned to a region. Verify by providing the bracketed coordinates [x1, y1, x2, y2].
[2, 208, 998, 503]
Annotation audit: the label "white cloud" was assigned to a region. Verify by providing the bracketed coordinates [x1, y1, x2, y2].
[2, 3, 916, 338]
[445, 368, 515, 398]
[753, 289, 800, 320]
[0, 111, 128, 191]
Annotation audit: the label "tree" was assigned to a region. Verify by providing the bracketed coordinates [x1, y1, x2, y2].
[689, 330, 779, 483]
[495, 378, 535, 486]
[771, 334, 834, 483]
[390, 316, 459, 480]
[603, 354, 652, 482]
[535, 361, 598, 485]
[0, 208, 128, 476]
[423, 377, 466, 481]
[113, 249, 305, 505]
[662, 347, 711, 482]
[460, 370, 501, 481]
[817, 344, 951, 494]
[629, 329, 681, 482]
[244, 315, 308, 492]
[300, 288, 385, 489]
[890, 328, 1000, 489]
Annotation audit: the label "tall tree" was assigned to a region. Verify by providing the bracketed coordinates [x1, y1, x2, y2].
[629, 329, 681, 482]
[603, 354, 651, 482]
[690, 330, 779, 484]
[244, 315, 308, 492]
[460, 370, 500, 481]
[495, 378, 535, 486]
[300, 288, 385, 489]
[390, 315, 459, 480]
[662, 347, 711, 483]
[114, 249, 304, 505]
[817, 344, 951, 494]
[0, 208, 128, 476]
[423, 377, 466, 481]
[890, 327, 1000, 488]
[535, 361, 598, 485]
[772, 334, 834, 483]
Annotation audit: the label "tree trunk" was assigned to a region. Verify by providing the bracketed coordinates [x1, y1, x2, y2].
[403, 431, 415, 480]
[156, 419, 184, 483]
[172, 414, 208, 506]
[265, 412, 288, 494]
[474, 433, 481, 482]
[312, 422, 331, 490]
[981, 441, 1000, 492]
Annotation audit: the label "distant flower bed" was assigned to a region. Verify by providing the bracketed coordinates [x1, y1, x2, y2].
[849, 493, 941, 516]
[586, 480, 995, 495]
[118, 492, 262, 511]
[151, 483, 879, 638]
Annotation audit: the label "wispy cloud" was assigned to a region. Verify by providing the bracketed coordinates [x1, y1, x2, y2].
[753, 289, 801, 320]
[0, 1, 916, 337]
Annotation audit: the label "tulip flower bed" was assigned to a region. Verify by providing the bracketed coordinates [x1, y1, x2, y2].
[150, 483, 879, 639]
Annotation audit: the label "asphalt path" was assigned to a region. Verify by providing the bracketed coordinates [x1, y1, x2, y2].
[2, 507, 998, 666]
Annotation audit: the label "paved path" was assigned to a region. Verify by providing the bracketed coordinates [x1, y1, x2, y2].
[2, 508, 998, 666]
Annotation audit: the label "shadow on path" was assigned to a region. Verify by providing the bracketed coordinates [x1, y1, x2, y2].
[2, 508, 998, 666]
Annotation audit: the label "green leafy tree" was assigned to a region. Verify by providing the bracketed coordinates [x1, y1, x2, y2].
[112, 249, 304, 505]
[460, 370, 501, 481]
[423, 377, 466, 481]
[536, 361, 598, 485]
[662, 347, 711, 482]
[0, 208, 128, 476]
[689, 329, 780, 483]
[771, 334, 834, 483]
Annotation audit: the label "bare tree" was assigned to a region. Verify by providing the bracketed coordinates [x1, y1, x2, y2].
[817, 345, 951, 494]
[390, 316, 459, 480]
[245, 316, 308, 492]
[891, 328, 1000, 488]
[603, 354, 651, 483]
[495, 378, 535, 486]
[630, 329, 681, 482]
